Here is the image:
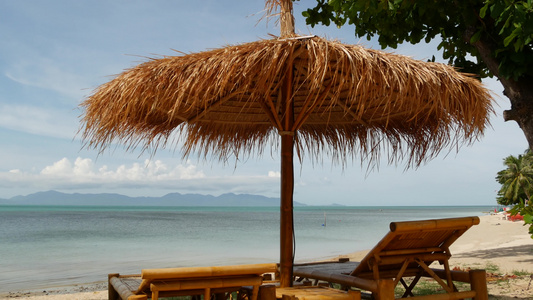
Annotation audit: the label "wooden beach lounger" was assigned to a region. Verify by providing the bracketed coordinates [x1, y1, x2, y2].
[108, 263, 278, 300]
[293, 216, 488, 300]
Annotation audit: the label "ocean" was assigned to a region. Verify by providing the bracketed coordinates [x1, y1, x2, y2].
[0, 205, 494, 293]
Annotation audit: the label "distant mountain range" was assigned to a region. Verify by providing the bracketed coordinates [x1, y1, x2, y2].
[0, 190, 307, 206]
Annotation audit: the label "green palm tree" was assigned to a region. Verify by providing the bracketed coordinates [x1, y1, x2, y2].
[496, 151, 533, 206]
[496, 151, 533, 239]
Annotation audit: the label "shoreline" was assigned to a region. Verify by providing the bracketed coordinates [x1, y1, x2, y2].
[4, 214, 532, 299]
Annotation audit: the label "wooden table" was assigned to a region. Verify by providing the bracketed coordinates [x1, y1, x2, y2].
[275, 286, 361, 300]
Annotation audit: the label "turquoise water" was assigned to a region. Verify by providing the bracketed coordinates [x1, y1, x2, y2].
[0, 205, 493, 292]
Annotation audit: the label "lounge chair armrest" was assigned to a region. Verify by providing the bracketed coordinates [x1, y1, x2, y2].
[109, 276, 147, 300]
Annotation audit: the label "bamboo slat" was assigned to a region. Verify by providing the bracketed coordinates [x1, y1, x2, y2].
[150, 275, 262, 291]
[369, 253, 449, 266]
[353, 268, 426, 280]
[389, 217, 480, 233]
[141, 263, 277, 280]
[377, 247, 443, 257]
[294, 270, 377, 293]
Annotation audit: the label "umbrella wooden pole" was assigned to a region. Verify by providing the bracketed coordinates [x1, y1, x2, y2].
[279, 132, 294, 288]
[280, 0, 295, 37]
[279, 43, 295, 287]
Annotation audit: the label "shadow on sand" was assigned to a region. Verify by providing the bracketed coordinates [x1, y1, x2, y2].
[454, 244, 533, 265]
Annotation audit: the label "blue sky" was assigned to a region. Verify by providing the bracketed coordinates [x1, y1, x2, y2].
[0, 0, 526, 205]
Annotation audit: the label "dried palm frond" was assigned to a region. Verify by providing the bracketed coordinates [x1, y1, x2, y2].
[79, 36, 493, 168]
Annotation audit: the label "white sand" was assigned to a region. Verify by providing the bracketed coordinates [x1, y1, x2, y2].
[4, 214, 532, 299]
[449, 214, 533, 273]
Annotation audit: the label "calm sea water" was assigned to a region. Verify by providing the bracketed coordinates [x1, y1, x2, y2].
[0, 205, 493, 293]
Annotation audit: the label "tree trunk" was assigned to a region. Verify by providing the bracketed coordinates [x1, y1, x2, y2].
[502, 81, 533, 151]
[467, 30, 533, 151]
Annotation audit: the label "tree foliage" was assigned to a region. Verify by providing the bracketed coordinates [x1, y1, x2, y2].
[496, 151, 533, 237]
[302, 0, 533, 237]
[301, 0, 533, 80]
[496, 151, 533, 204]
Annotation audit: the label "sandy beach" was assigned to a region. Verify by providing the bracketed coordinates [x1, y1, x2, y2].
[3, 214, 532, 300]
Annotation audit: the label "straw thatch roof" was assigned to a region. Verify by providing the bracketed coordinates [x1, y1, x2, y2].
[80, 35, 493, 167]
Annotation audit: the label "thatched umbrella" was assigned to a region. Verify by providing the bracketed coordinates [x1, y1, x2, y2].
[79, 0, 493, 287]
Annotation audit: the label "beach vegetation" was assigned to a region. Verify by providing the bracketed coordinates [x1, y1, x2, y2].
[511, 269, 531, 276]
[393, 278, 470, 297]
[301, 0, 533, 152]
[485, 262, 502, 274]
[496, 150, 533, 238]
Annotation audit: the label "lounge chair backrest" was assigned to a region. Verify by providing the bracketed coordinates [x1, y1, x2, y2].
[350, 216, 479, 278]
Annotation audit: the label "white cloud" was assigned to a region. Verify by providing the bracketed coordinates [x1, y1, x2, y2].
[0, 157, 281, 197]
[37, 157, 206, 184]
[268, 171, 281, 178]
[41, 157, 73, 175]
